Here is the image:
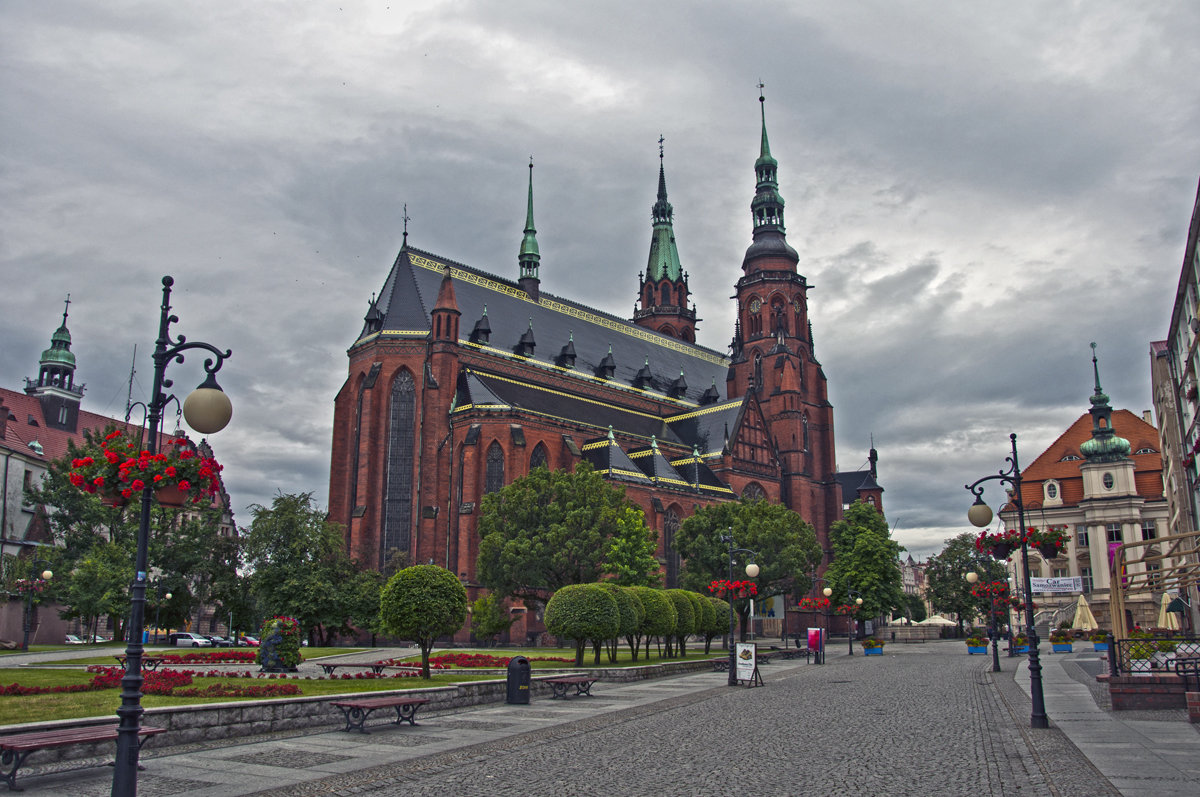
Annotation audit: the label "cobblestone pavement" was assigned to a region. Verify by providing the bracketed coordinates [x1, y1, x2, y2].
[241, 643, 1115, 797]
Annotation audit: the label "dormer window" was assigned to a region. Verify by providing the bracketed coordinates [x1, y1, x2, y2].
[1134, 447, 1157, 455]
[1059, 454, 1082, 462]
[1046, 483, 1057, 499]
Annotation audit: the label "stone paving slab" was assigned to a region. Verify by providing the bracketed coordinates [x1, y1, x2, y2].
[9, 642, 1199, 795]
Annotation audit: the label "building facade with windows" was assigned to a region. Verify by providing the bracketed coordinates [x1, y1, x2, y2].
[328, 99, 882, 637]
[1000, 357, 1169, 629]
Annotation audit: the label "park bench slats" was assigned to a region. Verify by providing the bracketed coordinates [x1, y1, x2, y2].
[0, 725, 164, 791]
[543, 676, 597, 699]
[329, 696, 429, 733]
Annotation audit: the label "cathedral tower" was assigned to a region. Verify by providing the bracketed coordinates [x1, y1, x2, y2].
[633, 140, 698, 342]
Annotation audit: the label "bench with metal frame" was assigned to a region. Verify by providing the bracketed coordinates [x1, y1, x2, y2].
[0, 724, 165, 791]
[329, 696, 429, 733]
[543, 675, 597, 699]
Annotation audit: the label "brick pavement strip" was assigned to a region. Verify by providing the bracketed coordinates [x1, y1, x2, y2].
[234, 645, 1120, 797]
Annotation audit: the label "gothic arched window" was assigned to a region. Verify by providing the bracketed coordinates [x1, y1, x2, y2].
[742, 483, 765, 502]
[384, 370, 416, 563]
[485, 441, 505, 494]
[661, 283, 672, 305]
[530, 442, 548, 471]
[753, 352, 763, 395]
[664, 508, 681, 588]
[802, 414, 809, 451]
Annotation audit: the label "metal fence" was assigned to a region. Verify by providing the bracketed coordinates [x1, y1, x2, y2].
[1110, 635, 1200, 676]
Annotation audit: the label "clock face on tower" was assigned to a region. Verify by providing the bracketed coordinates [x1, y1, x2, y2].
[792, 296, 802, 314]
[749, 297, 762, 314]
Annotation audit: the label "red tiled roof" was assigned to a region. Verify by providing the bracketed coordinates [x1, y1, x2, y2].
[0, 387, 170, 463]
[1017, 409, 1163, 506]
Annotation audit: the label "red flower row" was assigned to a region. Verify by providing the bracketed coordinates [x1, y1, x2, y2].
[798, 597, 830, 611]
[708, 579, 758, 599]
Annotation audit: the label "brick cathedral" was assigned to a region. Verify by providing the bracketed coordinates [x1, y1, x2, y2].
[328, 96, 882, 607]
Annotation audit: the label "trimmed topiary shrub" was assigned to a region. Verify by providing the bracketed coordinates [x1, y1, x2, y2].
[596, 583, 640, 663]
[257, 616, 302, 672]
[630, 586, 676, 659]
[379, 564, 468, 678]
[545, 584, 620, 666]
[665, 589, 697, 657]
[701, 596, 729, 654]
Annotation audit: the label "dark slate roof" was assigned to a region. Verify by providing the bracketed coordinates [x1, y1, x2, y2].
[665, 398, 744, 456]
[361, 247, 729, 406]
[454, 367, 681, 442]
[836, 469, 882, 500]
[581, 432, 654, 485]
[670, 449, 736, 497]
[627, 439, 692, 490]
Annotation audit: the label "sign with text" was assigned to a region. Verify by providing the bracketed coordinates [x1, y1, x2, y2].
[1030, 576, 1082, 593]
[735, 643, 756, 682]
[807, 627, 824, 651]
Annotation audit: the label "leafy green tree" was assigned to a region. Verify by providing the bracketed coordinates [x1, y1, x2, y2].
[675, 499, 821, 638]
[616, 585, 647, 660]
[476, 463, 655, 602]
[824, 501, 904, 622]
[664, 589, 696, 656]
[925, 532, 1006, 633]
[379, 565, 467, 677]
[469, 593, 514, 646]
[544, 583, 620, 666]
[242, 492, 382, 644]
[895, 591, 928, 624]
[59, 541, 133, 641]
[602, 506, 662, 586]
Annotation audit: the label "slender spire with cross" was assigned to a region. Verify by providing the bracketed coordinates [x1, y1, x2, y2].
[401, 204, 410, 248]
[62, 294, 71, 325]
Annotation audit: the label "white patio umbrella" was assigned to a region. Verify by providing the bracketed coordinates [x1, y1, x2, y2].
[1071, 594, 1098, 632]
[1157, 593, 1182, 631]
[916, 616, 957, 626]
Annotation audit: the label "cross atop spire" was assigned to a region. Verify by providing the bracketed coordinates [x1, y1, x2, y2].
[401, 204, 410, 249]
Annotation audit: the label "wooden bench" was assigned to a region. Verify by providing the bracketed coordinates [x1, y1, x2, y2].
[543, 676, 597, 699]
[318, 662, 391, 676]
[771, 646, 811, 662]
[330, 696, 429, 733]
[114, 655, 164, 671]
[0, 724, 165, 791]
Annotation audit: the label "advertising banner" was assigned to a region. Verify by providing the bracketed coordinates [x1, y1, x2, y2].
[807, 627, 824, 651]
[1030, 576, 1083, 593]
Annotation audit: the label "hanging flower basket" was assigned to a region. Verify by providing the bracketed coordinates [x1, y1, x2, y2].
[67, 429, 222, 506]
[99, 493, 127, 508]
[798, 597, 830, 611]
[1037, 543, 1061, 559]
[990, 543, 1012, 560]
[154, 484, 189, 507]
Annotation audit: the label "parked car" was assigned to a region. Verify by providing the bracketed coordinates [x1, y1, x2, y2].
[168, 632, 213, 648]
[64, 634, 86, 645]
[205, 635, 232, 647]
[236, 635, 259, 647]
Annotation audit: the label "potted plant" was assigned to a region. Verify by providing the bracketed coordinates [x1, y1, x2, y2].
[798, 596, 830, 611]
[965, 636, 989, 655]
[974, 527, 1026, 560]
[1013, 633, 1030, 653]
[1127, 630, 1156, 673]
[1090, 631, 1109, 652]
[1049, 629, 1073, 653]
[861, 638, 884, 656]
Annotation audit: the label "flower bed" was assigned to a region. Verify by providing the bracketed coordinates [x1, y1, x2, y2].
[159, 650, 259, 665]
[416, 652, 576, 669]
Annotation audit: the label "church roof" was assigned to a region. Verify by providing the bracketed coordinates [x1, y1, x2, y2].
[581, 431, 654, 485]
[836, 469, 882, 500]
[666, 399, 743, 455]
[0, 387, 158, 465]
[361, 246, 729, 406]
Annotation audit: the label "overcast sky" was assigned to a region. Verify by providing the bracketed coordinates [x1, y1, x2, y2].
[3, 2, 1198, 560]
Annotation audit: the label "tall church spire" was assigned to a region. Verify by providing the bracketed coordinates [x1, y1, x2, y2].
[743, 85, 798, 273]
[26, 295, 84, 431]
[1080, 342, 1130, 462]
[518, 158, 541, 301]
[632, 137, 697, 342]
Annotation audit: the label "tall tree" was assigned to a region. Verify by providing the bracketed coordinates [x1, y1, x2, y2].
[476, 463, 657, 601]
[242, 492, 381, 643]
[925, 532, 1007, 632]
[824, 501, 904, 621]
[674, 498, 821, 637]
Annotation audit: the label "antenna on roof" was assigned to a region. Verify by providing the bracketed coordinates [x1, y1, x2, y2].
[124, 344, 137, 419]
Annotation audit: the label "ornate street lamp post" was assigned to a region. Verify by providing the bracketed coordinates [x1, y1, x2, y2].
[19, 560, 53, 651]
[965, 432, 1049, 729]
[112, 276, 233, 797]
[720, 531, 759, 687]
[965, 570, 1002, 672]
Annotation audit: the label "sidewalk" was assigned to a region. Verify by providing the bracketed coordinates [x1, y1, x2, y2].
[1012, 647, 1200, 796]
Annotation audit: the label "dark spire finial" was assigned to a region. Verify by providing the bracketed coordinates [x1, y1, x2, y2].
[658, 134, 664, 161]
[62, 294, 71, 326]
[1090, 341, 1102, 395]
[402, 204, 410, 248]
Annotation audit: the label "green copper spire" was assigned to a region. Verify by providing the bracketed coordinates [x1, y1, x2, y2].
[751, 86, 784, 232]
[1080, 342, 1131, 462]
[646, 137, 683, 282]
[40, 295, 76, 369]
[518, 158, 541, 300]
[519, 160, 540, 263]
